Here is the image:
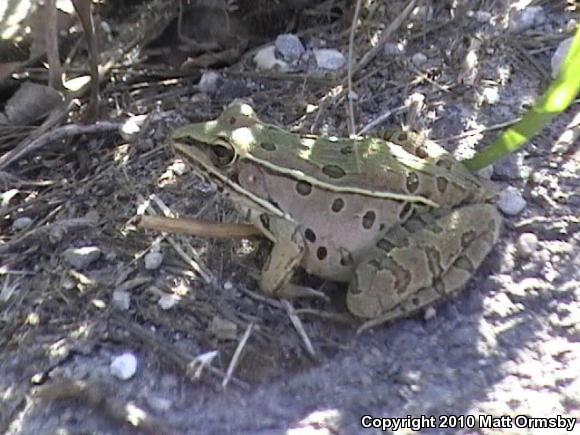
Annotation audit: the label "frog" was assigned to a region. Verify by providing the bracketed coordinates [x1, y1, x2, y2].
[170, 102, 502, 327]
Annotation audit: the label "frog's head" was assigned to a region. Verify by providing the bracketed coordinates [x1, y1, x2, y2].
[171, 102, 259, 145]
[170, 102, 261, 170]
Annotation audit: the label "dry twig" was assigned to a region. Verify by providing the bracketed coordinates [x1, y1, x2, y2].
[138, 215, 262, 240]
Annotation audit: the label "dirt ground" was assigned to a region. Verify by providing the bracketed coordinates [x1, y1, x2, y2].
[1, 1, 578, 434]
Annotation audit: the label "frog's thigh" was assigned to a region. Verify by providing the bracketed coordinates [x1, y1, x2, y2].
[347, 204, 501, 319]
[259, 217, 305, 297]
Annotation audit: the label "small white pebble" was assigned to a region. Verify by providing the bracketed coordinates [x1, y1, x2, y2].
[517, 233, 539, 257]
[313, 49, 346, 70]
[481, 86, 500, 105]
[110, 353, 137, 380]
[198, 71, 221, 94]
[158, 293, 180, 310]
[144, 252, 163, 270]
[275, 34, 305, 62]
[254, 45, 289, 71]
[169, 160, 188, 176]
[498, 187, 527, 216]
[411, 52, 428, 67]
[424, 306, 437, 321]
[223, 281, 233, 291]
[119, 115, 147, 141]
[63, 246, 101, 269]
[383, 42, 404, 56]
[12, 217, 32, 231]
[112, 290, 131, 311]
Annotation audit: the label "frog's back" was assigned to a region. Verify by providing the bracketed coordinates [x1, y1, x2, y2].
[247, 124, 489, 208]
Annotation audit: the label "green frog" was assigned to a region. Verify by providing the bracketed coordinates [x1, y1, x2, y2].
[170, 103, 501, 327]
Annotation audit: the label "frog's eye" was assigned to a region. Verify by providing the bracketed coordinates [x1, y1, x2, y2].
[211, 144, 236, 166]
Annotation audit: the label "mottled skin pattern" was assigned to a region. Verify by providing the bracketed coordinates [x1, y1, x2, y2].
[171, 103, 501, 325]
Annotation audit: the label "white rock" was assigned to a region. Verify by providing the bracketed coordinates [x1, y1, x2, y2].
[63, 246, 101, 269]
[198, 71, 221, 94]
[494, 154, 528, 179]
[144, 252, 163, 270]
[254, 45, 289, 71]
[411, 5, 433, 20]
[510, 6, 545, 32]
[12, 217, 32, 231]
[158, 293, 180, 310]
[411, 52, 428, 67]
[119, 115, 148, 141]
[275, 34, 305, 62]
[424, 306, 437, 321]
[169, 160, 188, 176]
[112, 290, 131, 311]
[313, 49, 346, 70]
[498, 187, 527, 216]
[383, 42, 404, 56]
[551, 37, 573, 79]
[110, 353, 137, 380]
[480, 86, 500, 105]
[517, 233, 539, 257]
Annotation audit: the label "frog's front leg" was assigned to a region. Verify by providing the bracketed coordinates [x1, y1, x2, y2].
[258, 217, 326, 300]
[347, 204, 502, 324]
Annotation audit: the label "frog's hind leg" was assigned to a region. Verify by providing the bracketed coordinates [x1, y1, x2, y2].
[348, 204, 501, 331]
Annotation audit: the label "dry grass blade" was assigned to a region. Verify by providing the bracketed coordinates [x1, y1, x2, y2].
[222, 322, 254, 388]
[282, 300, 316, 359]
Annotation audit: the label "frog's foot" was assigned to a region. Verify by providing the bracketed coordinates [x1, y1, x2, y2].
[258, 217, 309, 297]
[347, 203, 502, 326]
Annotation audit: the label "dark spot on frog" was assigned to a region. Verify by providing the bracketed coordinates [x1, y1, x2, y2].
[406, 172, 419, 193]
[435, 158, 452, 170]
[415, 147, 429, 159]
[229, 116, 236, 125]
[317, 247, 327, 260]
[339, 250, 354, 267]
[340, 145, 353, 155]
[412, 296, 420, 306]
[304, 228, 316, 243]
[261, 142, 276, 151]
[362, 210, 376, 229]
[397, 132, 408, 142]
[295, 181, 312, 196]
[331, 198, 344, 212]
[376, 238, 395, 251]
[436, 176, 448, 194]
[260, 214, 270, 230]
[399, 202, 414, 221]
[322, 164, 346, 179]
